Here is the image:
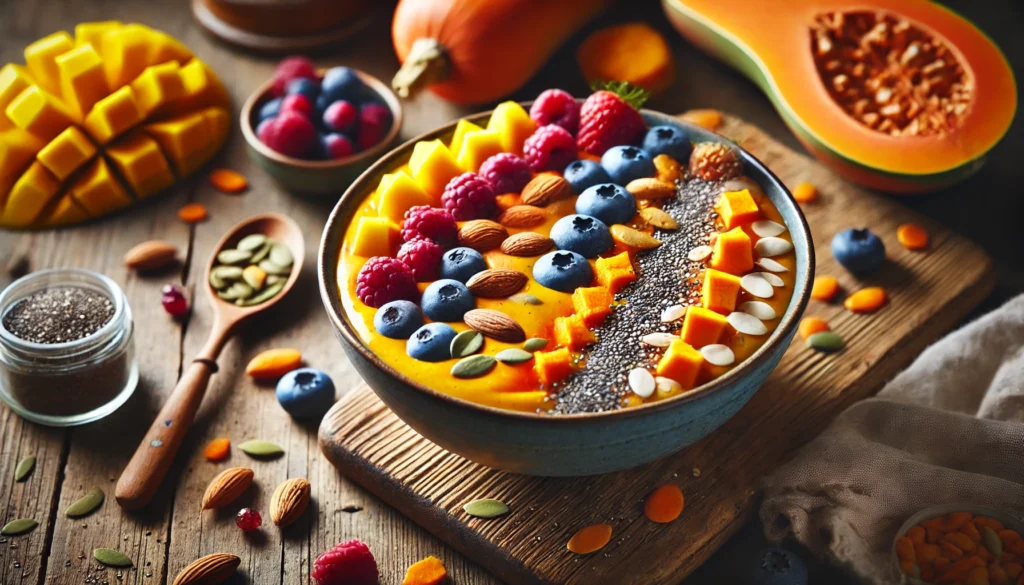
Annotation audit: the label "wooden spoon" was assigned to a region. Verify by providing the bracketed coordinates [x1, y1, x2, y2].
[116, 213, 305, 511]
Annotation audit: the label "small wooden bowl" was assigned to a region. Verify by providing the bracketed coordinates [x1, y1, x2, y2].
[240, 69, 402, 197]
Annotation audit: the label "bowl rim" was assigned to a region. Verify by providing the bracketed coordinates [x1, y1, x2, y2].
[318, 104, 815, 423]
[239, 67, 403, 169]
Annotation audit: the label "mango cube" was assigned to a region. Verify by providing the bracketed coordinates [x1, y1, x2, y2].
[377, 171, 434, 224]
[166, 59, 231, 115]
[130, 61, 184, 116]
[0, 128, 43, 195]
[69, 158, 133, 216]
[38, 193, 89, 227]
[701, 269, 742, 315]
[56, 44, 109, 119]
[681, 305, 728, 348]
[656, 339, 704, 389]
[595, 252, 636, 292]
[554, 314, 594, 350]
[23, 31, 74, 95]
[5, 85, 75, 142]
[534, 347, 575, 387]
[449, 119, 483, 155]
[572, 286, 613, 327]
[0, 65, 36, 131]
[716, 188, 759, 229]
[74, 21, 122, 50]
[100, 23, 153, 89]
[148, 30, 193, 66]
[456, 129, 503, 172]
[143, 110, 208, 176]
[487, 101, 536, 155]
[1, 161, 60, 227]
[105, 131, 174, 197]
[409, 139, 461, 197]
[202, 106, 230, 153]
[83, 85, 143, 144]
[37, 126, 97, 181]
[351, 216, 399, 257]
[709, 226, 754, 275]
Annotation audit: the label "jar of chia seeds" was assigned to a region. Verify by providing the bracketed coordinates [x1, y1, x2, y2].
[0, 268, 138, 426]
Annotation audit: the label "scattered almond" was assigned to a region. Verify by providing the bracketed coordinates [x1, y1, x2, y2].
[500, 232, 553, 257]
[466, 269, 527, 298]
[497, 205, 547, 228]
[172, 553, 241, 585]
[611, 224, 661, 249]
[201, 467, 253, 510]
[520, 174, 572, 207]
[639, 207, 678, 230]
[463, 309, 526, 342]
[457, 220, 508, 252]
[626, 178, 675, 200]
[124, 240, 178, 271]
[270, 477, 311, 527]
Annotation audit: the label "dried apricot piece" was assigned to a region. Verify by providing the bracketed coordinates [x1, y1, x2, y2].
[209, 168, 247, 194]
[245, 348, 302, 380]
[792, 181, 817, 203]
[799, 317, 830, 340]
[643, 484, 684, 524]
[897, 223, 929, 250]
[811, 275, 839, 301]
[844, 287, 886, 313]
[204, 437, 230, 461]
[567, 523, 612, 554]
[402, 556, 447, 585]
[178, 202, 207, 223]
[680, 109, 723, 131]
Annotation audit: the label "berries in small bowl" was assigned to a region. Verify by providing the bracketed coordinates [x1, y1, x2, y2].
[242, 58, 402, 195]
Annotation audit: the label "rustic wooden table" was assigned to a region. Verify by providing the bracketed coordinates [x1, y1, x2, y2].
[0, 1, 1020, 584]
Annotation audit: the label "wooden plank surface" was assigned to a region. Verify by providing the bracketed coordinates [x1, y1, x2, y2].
[318, 113, 995, 585]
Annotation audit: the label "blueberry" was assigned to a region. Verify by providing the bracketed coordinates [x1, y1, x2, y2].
[321, 66, 370, 103]
[275, 368, 335, 419]
[600, 145, 655, 185]
[406, 323, 458, 362]
[373, 300, 423, 339]
[550, 214, 612, 258]
[746, 548, 807, 585]
[258, 97, 282, 122]
[563, 159, 611, 194]
[831, 228, 886, 275]
[533, 250, 594, 293]
[642, 125, 692, 161]
[439, 247, 487, 283]
[575, 183, 636, 225]
[285, 77, 320, 103]
[421, 279, 475, 322]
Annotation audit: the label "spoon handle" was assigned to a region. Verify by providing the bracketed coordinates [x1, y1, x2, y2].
[115, 319, 234, 511]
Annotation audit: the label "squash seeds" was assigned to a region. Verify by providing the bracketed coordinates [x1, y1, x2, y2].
[66, 488, 105, 518]
[451, 331, 483, 358]
[510, 293, 542, 305]
[463, 499, 509, 519]
[238, 440, 285, 457]
[451, 355, 496, 378]
[982, 526, 1003, 558]
[807, 331, 845, 352]
[1, 518, 37, 535]
[523, 337, 549, 352]
[94, 548, 133, 567]
[210, 236, 293, 306]
[14, 455, 35, 481]
[495, 348, 533, 364]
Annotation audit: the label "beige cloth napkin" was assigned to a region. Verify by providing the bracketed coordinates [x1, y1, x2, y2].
[760, 294, 1024, 584]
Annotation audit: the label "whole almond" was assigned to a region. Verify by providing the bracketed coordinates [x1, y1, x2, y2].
[458, 220, 508, 252]
[500, 232, 554, 257]
[466, 269, 528, 298]
[201, 467, 253, 510]
[521, 174, 572, 207]
[611, 224, 662, 250]
[463, 309, 526, 342]
[626, 178, 676, 200]
[270, 477, 311, 527]
[497, 205, 546, 229]
[172, 553, 240, 585]
[124, 240, 178, 271]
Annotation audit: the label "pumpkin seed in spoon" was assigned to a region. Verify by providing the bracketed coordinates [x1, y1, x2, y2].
[236, 234, 267, 252]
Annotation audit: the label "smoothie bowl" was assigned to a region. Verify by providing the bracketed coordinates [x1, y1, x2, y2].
[319, 89, 813, 476]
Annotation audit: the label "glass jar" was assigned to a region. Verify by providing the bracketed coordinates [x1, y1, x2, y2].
[0, 268, 138, 426]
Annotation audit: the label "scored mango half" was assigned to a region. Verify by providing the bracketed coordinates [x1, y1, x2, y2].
[0, 22, 230, 229]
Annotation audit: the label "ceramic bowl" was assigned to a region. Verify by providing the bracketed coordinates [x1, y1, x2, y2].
[240, 68, 402, 196]
[318, 107, 814, 476]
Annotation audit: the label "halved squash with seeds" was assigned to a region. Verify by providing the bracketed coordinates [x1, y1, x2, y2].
[663, 0, 1016, 193]
[0, 22, 230, 229]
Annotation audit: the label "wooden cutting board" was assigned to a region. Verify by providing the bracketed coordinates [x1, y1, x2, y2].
[319, 114, 994, 585]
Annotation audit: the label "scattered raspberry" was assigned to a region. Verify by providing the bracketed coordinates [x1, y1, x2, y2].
[530, 89, 580, 135]
[523, 125, 578, 172]
[280, 93, 312, 116]
[401, 206, 458, 247]
[323, 100, 358, 133]
[689, 142, 743, 181]
[397, 238, 443, 281]
[357, 103, 391, 150]
[272, 56, 318, 97]
[235, 508, 262, 532]
[161, 284, 188, 317]
[441, 172, 497, 221]
[355, 257, 419, 308]
[260, 111, 317, 158]
[322, 134, 354, 159]
[479, 153, 532, 194]
[577, 85, 648, 156]
[313, 539, 379, 585]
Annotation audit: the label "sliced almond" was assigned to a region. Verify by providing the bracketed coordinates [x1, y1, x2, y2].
[688, 246, 712, 262]
[740, 274, 774, 299]
[754, 236, 793, 257]
[756, 258, 788, 272]
[727, 312, 768, 335]
[611, 224, 661, 250]
[500, 232, 554, 257]
[628, 368, 656, 398]
[463, 309, 526, 342]
[625, 177, 676, 200]
[172, 553, 240, 585]
[642, 332, 679, 347]
[739, 301, 777, 321]
[201, 467, 253, 510]
[466, 269, 527, 298]
[751, 220, 786, 238]
[701, 344, 736, 366]
[497, 205, 547, 229]
[520, 174, 572, 207]
[639, 207, 678, 230]
[458, 220, 508, 252]
[270, 477, 311, 527]
[124, 240, 178, 271]
[758, 272, 785, 287]
[661, 304, 686, 322]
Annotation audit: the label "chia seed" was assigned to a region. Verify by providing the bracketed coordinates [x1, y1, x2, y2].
[2, 287, 114, 344]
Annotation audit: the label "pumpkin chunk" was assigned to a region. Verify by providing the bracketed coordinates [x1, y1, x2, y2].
[409, 139, 461, 197]
[709, 226, 753, 275]
[449, 119, 483, 155]
[487, 101, 536, 155]
[377, 171, 434, 223]
[701, 269, 742, 315]
[554, 314, 594, 350]
[656, 339, 704, 389]
[456, 129, 503, 172]
[351, 216, 399, 258]
[681, 305, 728, 348]
[572, 286, 613, 327]
[595, 252, 636, 292]
[534, 347, 576, 387]
[716, 188, 760, 229]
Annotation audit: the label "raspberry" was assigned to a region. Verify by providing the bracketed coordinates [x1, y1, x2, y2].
[322, 100, 358, 133]
[689, 142, 743, 182]
[397, 238, 443, 281]
[577, 89, 647, 156]
[321, 133, 354, 159]
[235, 508, 262, 532]
[479, 153, 532, 194]
[260, 111, 317, 158]
[523, 125, 577, 172]
[160, 284, 188, 317]
[401, 206, 458, 247]
[357, 103, 391, 150]
[312, 539, 378, 585]
[530, 89, 580, 135]
[441, 172, 496, 221]
[272, 56, 318, 97]
[280, 93, 312, 117]
[355, 257, 418, 308]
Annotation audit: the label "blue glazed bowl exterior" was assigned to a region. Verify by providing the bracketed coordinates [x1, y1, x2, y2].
[319, 107, 813, 477]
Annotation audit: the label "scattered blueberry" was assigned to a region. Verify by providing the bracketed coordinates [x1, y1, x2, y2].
[373, 300, 423, 339]
[421, 279, 475, 322]
[831, 228, 886, 275]
[600, 145, 655, 185]
[275, 368, 335, 419]
[533, 250, 594, 293]
[439, 247, 487, 283]
[550, 214, 612, 258]
[407, 322, 458, 362]
[321, 66, 369, 103]
[258, 97, 282, 122]
[285, 77, 320, 103]
[642, 125, 692, 161]
[563, 159, 611, 194]
[575, 183, 636, 225]
[746, 547, 808, 585]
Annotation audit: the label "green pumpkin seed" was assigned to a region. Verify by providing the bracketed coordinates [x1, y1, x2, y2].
[259, 259, 292, 276]
[213, 266, 243, 280]
[66, 488, 104, 518]
[250, 242, 273, 264]
[1, 518, 37, 535]
[209, 270, 226, 289]
[982, 526, 1003, 558]
[463, 499, 509, 519]
[14, 455, 35, 482]
[495, 348, 533, 364]
[807, 331, 845, 352]
[266, 274, 285, 285]
[523, 338, 549, 352]
[237, 281, 285, 306]
[451, 355, 496, 379]
[216, 249, 252, 265]
[238, 440, 284, 457]
[93, 548, 133, 567]
[217, 281, 254, 301]
[237, 234, 267, 252]
[510, 293, 542, 305]
[268, 244, 293, 267]
[451, 331, 483, 358]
